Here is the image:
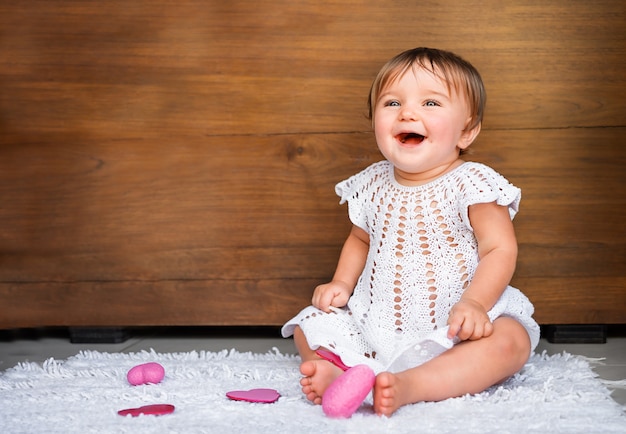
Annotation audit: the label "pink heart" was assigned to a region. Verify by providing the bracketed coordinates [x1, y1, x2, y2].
[127, 362, 165, 386]
[322, 365, 375, 418]
[316, 349, 350, 371]
[226, 388, 280, 403]
[118, 404, 175, 417]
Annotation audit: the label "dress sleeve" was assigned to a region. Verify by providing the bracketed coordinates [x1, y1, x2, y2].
[335, 162, 387, 233]
[458, 163, 521, 230]
[335, 172, 369, 232]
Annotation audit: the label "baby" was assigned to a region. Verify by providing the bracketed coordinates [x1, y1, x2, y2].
[282, 47, 539, 417]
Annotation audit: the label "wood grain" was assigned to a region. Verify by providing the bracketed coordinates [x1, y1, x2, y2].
[0, 0, 624, 327]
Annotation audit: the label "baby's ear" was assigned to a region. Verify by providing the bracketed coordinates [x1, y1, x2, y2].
[458, 122, 481, 150]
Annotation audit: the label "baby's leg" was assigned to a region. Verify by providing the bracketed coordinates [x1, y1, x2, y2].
[293, 326, 344, 405]
[374, 317, 531, 416]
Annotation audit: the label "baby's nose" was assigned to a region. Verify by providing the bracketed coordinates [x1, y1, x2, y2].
[400, 106, 419, 121]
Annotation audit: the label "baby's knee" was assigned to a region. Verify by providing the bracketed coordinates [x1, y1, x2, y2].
[493, 318, 531, 365]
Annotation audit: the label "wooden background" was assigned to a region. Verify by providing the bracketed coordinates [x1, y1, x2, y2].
[0, 0, 624, 328]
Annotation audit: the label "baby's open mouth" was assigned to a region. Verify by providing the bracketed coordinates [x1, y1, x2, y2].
[398, 132, 425, 144]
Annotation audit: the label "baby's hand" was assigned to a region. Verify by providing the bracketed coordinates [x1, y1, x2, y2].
[312, 281, 351, 313]
[447, 298, 494, 341]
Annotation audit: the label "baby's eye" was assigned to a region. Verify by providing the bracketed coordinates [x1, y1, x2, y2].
[424, 100, 440, 107]
[384, 100, 400, 107]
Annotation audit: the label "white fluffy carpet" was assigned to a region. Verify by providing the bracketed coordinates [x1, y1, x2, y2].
[1, 349, 624, 433]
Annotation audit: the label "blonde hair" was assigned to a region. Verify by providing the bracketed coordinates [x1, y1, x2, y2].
[368, 47, 486, 134]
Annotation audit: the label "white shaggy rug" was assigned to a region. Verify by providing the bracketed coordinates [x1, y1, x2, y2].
[1, 349, 624, 433]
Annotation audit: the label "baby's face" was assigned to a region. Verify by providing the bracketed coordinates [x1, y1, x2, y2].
[372, 67, 474, 185]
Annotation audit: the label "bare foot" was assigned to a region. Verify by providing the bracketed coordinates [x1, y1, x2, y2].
[299, 360, 343, 405]
[373, 371, 412, 416]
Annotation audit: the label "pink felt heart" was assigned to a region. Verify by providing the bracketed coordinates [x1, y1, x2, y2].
[322, 364, 375, 418]
[226, 388, 280, 403]
[118, 404, 175, 417]
[316, 349, 350, 371]
[127, 362, 165, 386]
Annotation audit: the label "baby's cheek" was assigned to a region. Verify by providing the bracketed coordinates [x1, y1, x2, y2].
[127, 362, 165, 386]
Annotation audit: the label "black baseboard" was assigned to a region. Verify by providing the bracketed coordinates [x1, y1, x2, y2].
[542, 324, 607, 344]
[69, 327, 130, 344]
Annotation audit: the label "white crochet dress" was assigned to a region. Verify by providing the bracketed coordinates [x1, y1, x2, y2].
[282, 161, 540, 374]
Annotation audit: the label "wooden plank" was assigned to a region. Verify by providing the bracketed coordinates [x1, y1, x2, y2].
[1, 0, 624, 139]
[0, 279, 322, 328]
[0, 246, 343, 282]
[513, 277, 626, 324]
[516, 243, 626, 278]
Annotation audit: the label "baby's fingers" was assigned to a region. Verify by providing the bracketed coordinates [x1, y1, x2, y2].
[314, 293, 332, 312]
[461, 319, 493, 341]
[466, 320, 484, 341]
[447, 313, 464, 339]
[456, 318, 479, 341]
[319, 290, 342, 313]
[483, 320, 494, 337]
[311, 289, 327, 311]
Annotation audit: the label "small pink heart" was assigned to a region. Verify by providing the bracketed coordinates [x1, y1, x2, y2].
[127, 362, 165, 386]
[226, 388, 280, 403]
[118, 404, 175, 417]
[316, 349, 350, 371]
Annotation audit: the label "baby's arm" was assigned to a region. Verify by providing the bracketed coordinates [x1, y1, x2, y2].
[312, 225, 369, 312]
[447, 201, 518, 341]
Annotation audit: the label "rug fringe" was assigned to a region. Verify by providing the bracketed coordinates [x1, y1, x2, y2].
[601, 379, 626, 390]
[577, 355, 607, 365]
